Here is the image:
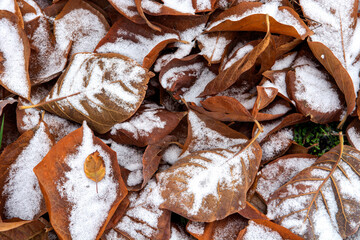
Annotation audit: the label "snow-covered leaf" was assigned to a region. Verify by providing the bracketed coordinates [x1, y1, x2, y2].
[157, 139, 262, 221]
[267, 144, 360, 239]
[114, 179, 171, 240]
[346, 118, 360, 150]
[0, 11, 31, 100]
[95, 15, 179, 68]
[37, 52, 151, 134]
[54, 0, 109, 56]
[34, 122, 127, 240]
[0, 122, 54, 220]
[109, 103, 185, 147]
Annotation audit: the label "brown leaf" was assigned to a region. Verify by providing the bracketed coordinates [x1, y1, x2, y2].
[157, 139, 262, 221]
[0, 98, 16, 116]
[114, 179, 171, 240]
[207, 2, 312, 39]
[84, 151, 106, 193]
[34, 122, 127, 240]
[346, 118, 360, 150]
[33, 52, 151, 134]
[237, 219, 304, 240]
[238, 202, 268, 220]
[0, 219, 48, 239]
[186, 213, 247, 240]
[0, 11, 31, 100]
[95, 15, 179, 69]
[255, 154, 317, 202]
[0, 121, 54, 220]
[200, 15, 275, 96]
[267, 144, 360, 239]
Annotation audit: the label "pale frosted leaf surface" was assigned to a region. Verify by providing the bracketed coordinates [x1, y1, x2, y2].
[108, 0, 139, 18]
[300, 0, 360, 92]
[242, 220, 282, 240]
[2, 122, 53, 220]
[110, 141, 143, 187]
[157, 141, 261, 221]
[55, 122, 120, 240]
[110, 103, 166, 140]
[185, 110, 247, 154]
[347, 121, 360, 150]
[54, 0, 109, 56]
[271, 52, 297, 70]
[223, 44, 254, 70]
[42, 53, 150, 134]
[0, 12, 30, 99]
[291, 57, 342, 114]
[186, 221, 205, 235]
[215, 86, 257, 110]
[104, 229, 128, 240]
[95, 17, 178, 66]
[208, 2, 307, 37]
[256, 154, 317, 201]
[262, 72, 289, 100]
[170, 225, 194, 240]
[115, 179, 171, 240]
[196, 32, 233, 63]
[260, 128, 293, 162]
[267, 145, 360, 239]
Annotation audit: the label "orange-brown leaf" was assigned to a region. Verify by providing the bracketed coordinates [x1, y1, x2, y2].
[84, 151, 106, 184]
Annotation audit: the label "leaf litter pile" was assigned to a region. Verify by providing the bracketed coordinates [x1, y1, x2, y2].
[2, 0, 360, 239]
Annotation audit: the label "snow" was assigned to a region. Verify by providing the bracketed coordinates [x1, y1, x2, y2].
[110, 104, 166, 140]
[161, 62, 203, 89]
[196, 33, 231, 62]
[56, 122, 119, 240]
[46, 53, 147, 118]
[186, 221, 205, 235]
[208, 2, 307, 36]
[256, 118, 283, 142]
[0, 17, 30, 99]
[96, 29, 178, 65]
[256, 156, 317, 201]
[54, 8, 108, 56]
[0, 0, 15, 13]
[293, 64, 342, 113]
[243, 221, 282, 240]
[186, 110, 247, 153]
[216, 87, 257, 110]
[196, 0, 211, 11]
[3, 122, 52, 220]
[261, 128, 293, 161]
[163, 0, 195, 14]
[110, 142, 143, 187]
[141, 0, 161, 13]
[262, 72, 290, 100]
[170, 225, 193, 240]
[105, 229, 127, 240]
[20, 0, 42, 22]
[261, 102, 291, 115]
[347, 126, 360, 150]
[115, 179, 165, 240]
[162, 145, 183, 165]
[271, 52, 297, 70]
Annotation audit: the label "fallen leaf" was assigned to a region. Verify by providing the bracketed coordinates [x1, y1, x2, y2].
[34, 122, 127, 240]
[267, 142, 360, 239]
[346, 118, 360, 150]
[32, 52, 151, 134]
[84, 151, 106, 193]
[0, 219, 49, 239]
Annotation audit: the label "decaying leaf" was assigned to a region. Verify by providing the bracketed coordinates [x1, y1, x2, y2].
[84, 151, 106, 193]
[0, 218, 49, 239]
[157, 138, 262, 221]
[267, 143, 360, 239]
[346, 118, 360, 150]
[30, 52, 151, 134]
[34, 122, 127, 240]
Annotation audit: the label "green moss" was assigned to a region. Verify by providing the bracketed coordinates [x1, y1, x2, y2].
[294, 122, 347, 156]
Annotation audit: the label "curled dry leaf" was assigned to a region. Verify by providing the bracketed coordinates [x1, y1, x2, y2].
[237, 219, 304, 240]
[0, 219, 49, 239]
[346, 118, 360, 150]
[157, 139, 262, 222]
[0, 98, 16, 116]
[0, 11, 30, 100]
[207, 2, 312, 40]
[84, 151, 106, 193]
[0, 121, 54, 220]
[33, 52, 151, 134]
[186, 213, 247, 240]
[267, 144, 360, 239]
[34, 122, 127, 240]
